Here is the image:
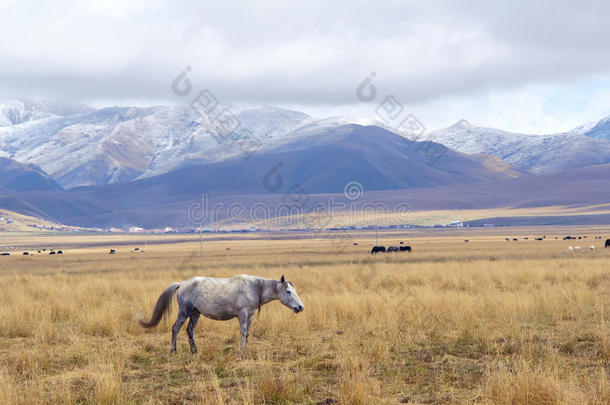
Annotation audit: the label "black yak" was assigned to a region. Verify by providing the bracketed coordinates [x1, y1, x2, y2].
[371, 246, 386, 254]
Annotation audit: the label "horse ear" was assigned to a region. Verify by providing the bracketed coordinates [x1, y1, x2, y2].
[280, 275, 285, 283]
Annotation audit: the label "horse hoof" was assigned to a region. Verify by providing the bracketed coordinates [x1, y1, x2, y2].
[170, 349, 177, 354]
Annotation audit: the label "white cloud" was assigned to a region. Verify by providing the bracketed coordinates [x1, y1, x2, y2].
[1, 0, 609, 133]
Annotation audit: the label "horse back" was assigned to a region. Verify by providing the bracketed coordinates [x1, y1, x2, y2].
[177, 275, 261, 317]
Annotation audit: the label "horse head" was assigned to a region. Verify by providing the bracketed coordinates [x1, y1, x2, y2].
[277, 275, 304, 313]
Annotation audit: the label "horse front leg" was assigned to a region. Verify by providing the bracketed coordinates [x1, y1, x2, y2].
[238, 310, 250, 351]
[245, 312, 255, 345]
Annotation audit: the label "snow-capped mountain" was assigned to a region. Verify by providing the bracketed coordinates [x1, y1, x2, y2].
[0, 99, 93, 127]
[582, 115, 610, 140]
[1, 97, 609, 188]
[0, 103, 320, 188]
[420, 119, 610, 174]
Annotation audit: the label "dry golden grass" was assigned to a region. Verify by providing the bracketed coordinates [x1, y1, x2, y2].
[239, 204, 610, 229]
[0, 228, 608, 404]
[0, 208, 66, 234]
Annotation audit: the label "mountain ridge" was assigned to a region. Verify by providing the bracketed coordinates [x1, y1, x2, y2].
[0, 99, 609, 188]
[0, 157, 62, 192]
[420, 119, 610, 174]
[5, 163, 609, 228]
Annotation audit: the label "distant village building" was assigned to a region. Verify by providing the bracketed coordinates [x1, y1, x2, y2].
[128, 226, 144, 233]
[448, 220, 464, 227]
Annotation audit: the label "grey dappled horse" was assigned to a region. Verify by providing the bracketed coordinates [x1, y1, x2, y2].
[139, 274, 304, 353]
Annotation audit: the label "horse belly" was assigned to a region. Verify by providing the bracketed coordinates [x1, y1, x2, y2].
[195, 298, 239, 321]
[180, 277, 250, 321]
[204, 312, 236, 321]
[196, 300, 238, 320]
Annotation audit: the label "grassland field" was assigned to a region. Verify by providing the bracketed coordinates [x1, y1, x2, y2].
[0, 226, 608, 404]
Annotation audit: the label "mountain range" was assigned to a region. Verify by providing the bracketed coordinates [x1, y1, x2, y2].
[0, 101, 321, 188]
[0, 98, 609, 228]
[419, 119, 610, 174]
[2, 99, 609, 189]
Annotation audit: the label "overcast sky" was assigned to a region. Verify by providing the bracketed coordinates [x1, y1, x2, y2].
[2, 0, 610, 133]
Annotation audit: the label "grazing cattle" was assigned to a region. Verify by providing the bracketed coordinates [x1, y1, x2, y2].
[139, 274, 304, 353]
[505, 238, 510, 241]
[353, 243, 359, 246]
[590, 246, 595, 250]
[535, 238, 543, 241]
[109, 249, 116, 254]
[563, 236, 574, 240]
[371, 246, 386, 254]
[387, 246, 399, 253]
[577, 237, 582, 240]
[605, 239, 610, 248]
[399, 245, 412, 252]
[568, 246, 574, 251]
[524, 237, 529, 240]
[0, 252, 9, 256]
[23, 252, 29, 255]
[57, 250, 63, 254]
[49, 251, 56, 255]
[513, 238, 518, 241]
[226, 248, 231, 251]
[134, 248, 139, 251]
[37, 250, 41, 253]
[464, 240, 469, 242]
[574, 246, 581, 250]
[399, 241, 404, 245]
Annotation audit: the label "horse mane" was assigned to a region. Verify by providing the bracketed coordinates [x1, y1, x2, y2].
[256, 278, 284, 317]
[257, 279, 264, 317]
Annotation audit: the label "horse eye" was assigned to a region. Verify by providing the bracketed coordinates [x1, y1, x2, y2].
[287, 291, 291, 294]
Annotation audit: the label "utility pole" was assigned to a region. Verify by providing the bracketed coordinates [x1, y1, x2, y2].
[375, 224, 378, 245]
[199, 226, 203, 257]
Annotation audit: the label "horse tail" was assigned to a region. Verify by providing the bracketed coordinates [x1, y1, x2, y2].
[138, 282, 180, 328]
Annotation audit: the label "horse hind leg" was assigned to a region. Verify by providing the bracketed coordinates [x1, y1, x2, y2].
[186, 311, 201, 354]
[171, 309, 189, 353]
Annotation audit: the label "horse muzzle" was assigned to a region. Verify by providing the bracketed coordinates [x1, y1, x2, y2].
[293, 305, 304, 313]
